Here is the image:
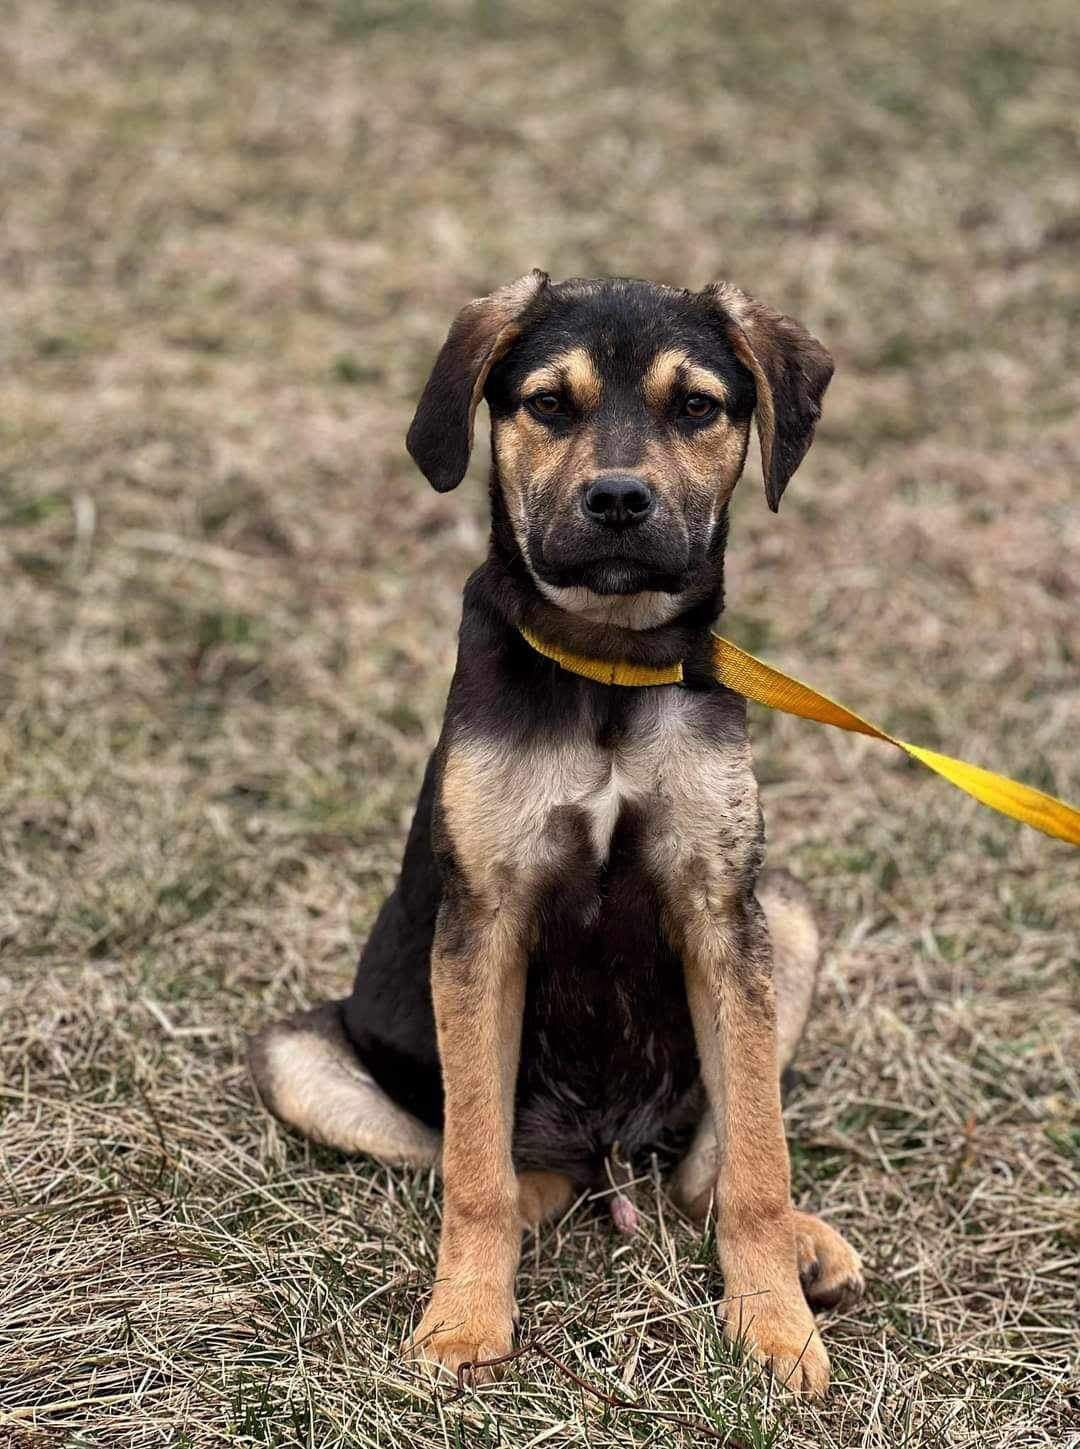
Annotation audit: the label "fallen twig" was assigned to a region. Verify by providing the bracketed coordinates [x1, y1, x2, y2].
[450, 1325, 758, 1446]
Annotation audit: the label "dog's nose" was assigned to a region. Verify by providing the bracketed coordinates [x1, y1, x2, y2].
[582, 474, 655, 528]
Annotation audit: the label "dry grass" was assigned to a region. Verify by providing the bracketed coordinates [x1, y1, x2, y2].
[2, 0, 1078, 1443]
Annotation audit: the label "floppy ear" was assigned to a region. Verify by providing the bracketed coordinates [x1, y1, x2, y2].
[406, 269, 550, 492]
[704, 283, 834, 511]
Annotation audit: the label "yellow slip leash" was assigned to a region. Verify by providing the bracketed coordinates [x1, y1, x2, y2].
[519, 625, 1080, 847]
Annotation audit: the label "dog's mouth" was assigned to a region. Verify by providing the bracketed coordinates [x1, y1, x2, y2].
[544, 558, 679, 595]
[526, 524, 690, 596]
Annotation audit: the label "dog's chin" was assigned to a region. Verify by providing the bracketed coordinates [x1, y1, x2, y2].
[536, 558, 685, 596]
[579, 561, 665, 595]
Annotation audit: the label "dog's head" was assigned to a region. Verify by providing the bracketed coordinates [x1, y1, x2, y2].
[407, 273, 832, 618]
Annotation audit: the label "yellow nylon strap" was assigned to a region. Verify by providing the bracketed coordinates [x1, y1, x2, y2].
[520, 626, 684, 686]
[713, 634, 1080, 846]
[516, 625, 1080, 846]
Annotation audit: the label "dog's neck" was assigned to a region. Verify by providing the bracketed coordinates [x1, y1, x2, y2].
[479, 479, 727, 671]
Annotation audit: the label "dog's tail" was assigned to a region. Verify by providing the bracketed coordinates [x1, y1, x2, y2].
[758, 868, 821, 1074]
[247, 1001, 440, 1166]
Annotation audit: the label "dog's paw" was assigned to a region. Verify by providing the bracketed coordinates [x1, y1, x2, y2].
[726, 1300, 830, 1397]
[794, 1210, 865, 1313]
[405, 1298, 515, 1386]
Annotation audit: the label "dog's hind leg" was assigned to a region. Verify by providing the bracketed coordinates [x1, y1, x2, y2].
[792, 1209, 865, 1311]
[248, 1002, 440, 1167]
[763, 869, 822, 1074]
[517, 1170, 576, 1228]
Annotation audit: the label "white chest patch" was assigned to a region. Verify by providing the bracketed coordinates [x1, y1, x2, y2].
[444, 687, 755, 896]
[577, 753, 639, 859]
[545, 688, 704, 864]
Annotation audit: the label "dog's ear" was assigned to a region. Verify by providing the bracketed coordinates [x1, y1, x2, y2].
[703, 283, 834, 511]
[406, 269, 550, 492]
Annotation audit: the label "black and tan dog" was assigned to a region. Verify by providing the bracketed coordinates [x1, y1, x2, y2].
[249, 272, 865, 1396]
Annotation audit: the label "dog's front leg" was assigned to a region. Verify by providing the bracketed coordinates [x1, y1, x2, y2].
[678, 889, 829, 1396]
[406, 877, 527, 1383]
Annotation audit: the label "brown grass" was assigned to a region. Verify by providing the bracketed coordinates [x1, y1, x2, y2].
[1, 0, 1078, 1444]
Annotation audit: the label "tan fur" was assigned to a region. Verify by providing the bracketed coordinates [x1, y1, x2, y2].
[445, 686, 758, 880]
[681, 952, 828, 1394]
[457, 271, 549, 462]
[249, 1013, 572, 1245]
[793, 1210, 865, 1312]
[407, 1166, 574, 1379]
[517, 1170, 575, 1228]
[250, 862, 850, 1394]
[248, 1004, 439, 1165]
[406, 899, 527, 1380]
[766, 874, 820, 1070]
[646, 729, 829, 1392]
[532, 581, 689, 628]
[414, 699, 785, 1380]
[642, 349, 730, 410]
[668, 874, 861, 1335]
[494, 344, 752, 612]
[672, 871, 818, 1214]
[406, 737, 551, 1380]
[430, 699, 837, 1388]
[642, 425, 749, 510]
[522, 347, 602, 410]
[494, 410, 599, 566]
[444, 730, 614, 874]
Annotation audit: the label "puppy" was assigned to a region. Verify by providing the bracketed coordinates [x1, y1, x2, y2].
[250, 273, 865, 1396]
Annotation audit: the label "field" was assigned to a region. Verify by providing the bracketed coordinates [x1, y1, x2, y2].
[1, 1, 1078, 1444]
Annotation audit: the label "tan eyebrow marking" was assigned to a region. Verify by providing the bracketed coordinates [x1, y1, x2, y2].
[521, 365, 559, 394]
[521, 347, 602, 410]
[643, 350, 729, 411]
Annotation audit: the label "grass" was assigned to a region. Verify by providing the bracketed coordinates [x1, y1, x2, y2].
[1, 0, 1078, 1443]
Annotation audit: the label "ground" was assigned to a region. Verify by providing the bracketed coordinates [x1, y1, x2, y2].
[1, 1, 1078, 1444]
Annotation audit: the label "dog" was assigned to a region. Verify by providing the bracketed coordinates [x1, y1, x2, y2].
[249, 272, 865, 1397]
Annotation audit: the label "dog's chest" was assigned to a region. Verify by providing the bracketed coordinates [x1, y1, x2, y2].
[574, 742, 643, 860]
[522, 694, 687, 867]
[444, 685, 754, 888]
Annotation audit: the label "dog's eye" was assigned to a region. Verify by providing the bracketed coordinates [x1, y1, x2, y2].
[681, 394, 719, 422]
[526, 392, 565, 419]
